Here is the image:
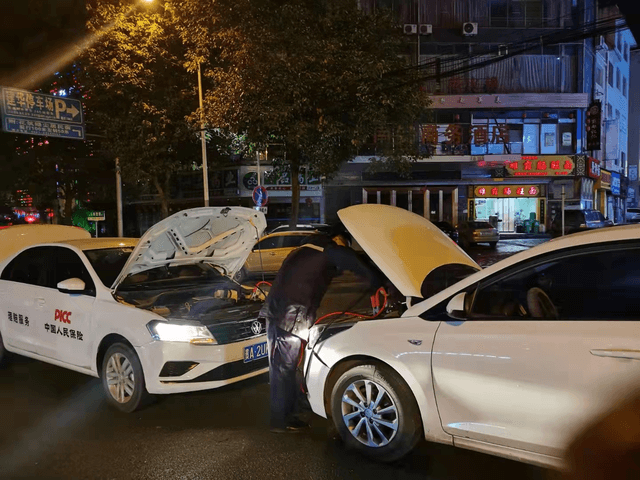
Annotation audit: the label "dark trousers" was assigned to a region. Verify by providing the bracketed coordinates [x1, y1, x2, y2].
[266, 319, 304, 429]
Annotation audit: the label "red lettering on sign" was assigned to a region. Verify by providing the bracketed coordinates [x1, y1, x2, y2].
[491, 187, 498, 196]
[517, 187, 525, 195]
[550, 161, 560, 170]
[564, 160, 573, 170]
[523, 160, 532, 171]
[529, 186, 539, 195]
[54, 309, 72, 324]
[507, 161, 519, 170]
[503, 187, 512, 196]
[536, 161, 547, 171]
[478, 187, 486, 196]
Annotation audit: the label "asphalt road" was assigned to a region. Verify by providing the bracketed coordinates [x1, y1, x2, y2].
[0, 238, 558, 480]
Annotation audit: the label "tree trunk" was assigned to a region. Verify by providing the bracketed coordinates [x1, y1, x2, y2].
[289, 155, 300, 227]
[152, 175, 170, 219]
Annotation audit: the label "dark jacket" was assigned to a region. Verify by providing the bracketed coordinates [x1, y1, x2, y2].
[259, 235, 383, 333]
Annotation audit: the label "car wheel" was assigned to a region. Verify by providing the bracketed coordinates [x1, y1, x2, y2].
[489, 242, 497, 248]
[233, 267, 247, 283]
[330, 364, 422, 462]
[101, 343, 151, 413]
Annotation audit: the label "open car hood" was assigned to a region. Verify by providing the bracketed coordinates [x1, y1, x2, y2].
[338, 204, 480, 298]
[112, 207, 266, 290]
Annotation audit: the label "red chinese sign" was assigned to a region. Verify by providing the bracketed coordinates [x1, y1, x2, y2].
[505, 156, 574, 177]
[474, 185, 541, 198]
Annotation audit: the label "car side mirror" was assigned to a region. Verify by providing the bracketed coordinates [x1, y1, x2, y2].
[446, 292, 468, 320]
[57, 277, 86, 294]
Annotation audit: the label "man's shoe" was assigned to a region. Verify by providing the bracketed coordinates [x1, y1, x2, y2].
[286, 419, 310, 432]
[270, 426, 288, 434]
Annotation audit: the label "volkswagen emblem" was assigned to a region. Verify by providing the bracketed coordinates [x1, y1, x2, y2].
[251, 320, 263, 335]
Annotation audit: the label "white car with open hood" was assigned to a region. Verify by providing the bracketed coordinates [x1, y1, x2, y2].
[304, 204, 640, 469]
[0, 207, 269, 412]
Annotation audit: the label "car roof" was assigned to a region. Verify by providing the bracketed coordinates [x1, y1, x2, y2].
[56, 238, 139, 251]
[404, 224, 640, 317]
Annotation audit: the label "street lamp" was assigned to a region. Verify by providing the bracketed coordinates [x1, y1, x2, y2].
[197, 61, 210, 207]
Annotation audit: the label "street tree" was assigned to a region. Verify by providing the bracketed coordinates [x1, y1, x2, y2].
[169, 0, 430, 226]
[82, 0, 199, 219]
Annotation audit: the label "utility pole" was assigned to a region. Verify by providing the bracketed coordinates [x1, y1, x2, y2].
[116, 157, 123, 237]
[198, 61, 210, 207]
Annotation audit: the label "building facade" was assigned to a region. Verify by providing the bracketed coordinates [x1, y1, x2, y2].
[326, 0, 635, 231]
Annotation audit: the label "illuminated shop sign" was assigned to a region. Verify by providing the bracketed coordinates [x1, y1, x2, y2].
[587, 157, 601, 179]
[505, 156, 574, 177]
[600, 170, 612, 190]
[474, 185, 541, 198]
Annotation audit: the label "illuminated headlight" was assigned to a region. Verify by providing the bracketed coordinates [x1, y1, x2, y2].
[147, 320, 217, 345]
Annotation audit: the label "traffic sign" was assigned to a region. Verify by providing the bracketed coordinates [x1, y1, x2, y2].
[87, 211, 106, 222]
[252, 185, 268, 207]
[0, 87, 85, 140]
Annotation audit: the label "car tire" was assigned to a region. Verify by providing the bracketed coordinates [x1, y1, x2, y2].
[489, 242, 497, 248]
[101, 343, 151, 413]
[233, 267, 247, 284]
[330, 364, 422, 462]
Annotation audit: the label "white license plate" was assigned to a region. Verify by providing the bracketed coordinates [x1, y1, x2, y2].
[243, 341, 268, 363]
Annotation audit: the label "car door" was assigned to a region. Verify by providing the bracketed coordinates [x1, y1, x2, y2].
[432, 243, 640, 458]
[244, 235, 282, 274]
[274, 234, 312, 270]
[0, 246, 56, 354]
[38, 246, 97, 368]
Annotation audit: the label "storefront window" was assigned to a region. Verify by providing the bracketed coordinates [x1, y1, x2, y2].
[540, 124, 557, 154]
[523, 124, 540, 154]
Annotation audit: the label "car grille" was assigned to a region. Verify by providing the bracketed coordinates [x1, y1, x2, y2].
[206, 317, 266, 345]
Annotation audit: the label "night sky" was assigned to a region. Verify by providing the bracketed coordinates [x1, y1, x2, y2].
[0, 0, 86, 74]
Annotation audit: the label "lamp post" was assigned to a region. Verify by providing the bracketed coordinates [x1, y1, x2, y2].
[197, 61, 210, 206]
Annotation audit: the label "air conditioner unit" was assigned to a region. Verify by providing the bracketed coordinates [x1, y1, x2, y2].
[419, 24, 433, 35]
[462, 22, 478, 36]
[498, 44, 508, 56]
[404, 24, 417, 35]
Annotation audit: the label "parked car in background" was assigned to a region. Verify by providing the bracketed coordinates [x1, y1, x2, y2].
[268, 223, 331, 234]
[237, 230, 321, 281]
[625, 207, 640, 224]
[432, 221, 459, 244]
[550, 209, 609, 237]
[456, 220, 499, 248]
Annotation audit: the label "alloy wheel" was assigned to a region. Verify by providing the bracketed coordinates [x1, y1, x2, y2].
[340, 379, 399, 447]
[105, 352, 135, 404]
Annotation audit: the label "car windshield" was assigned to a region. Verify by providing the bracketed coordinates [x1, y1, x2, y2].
[118, 263, 225, 290]
[84, 247, 134, 288]
[585, 211, 602, 222]
[469, 221, 493, 229]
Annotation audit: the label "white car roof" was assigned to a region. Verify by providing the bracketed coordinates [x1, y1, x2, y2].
[404, 224, 640, 317]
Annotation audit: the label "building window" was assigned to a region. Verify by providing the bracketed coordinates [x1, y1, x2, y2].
[489, 0, 545, 28]
[607, 103, 613, 118]
[617, 32, 622, 51]
[622, 151, 626, 170]
[624, 42, 629, 61]
[616, 109, 620, 120]
[623, 77, 627, 97]
[616, 68, 621, 89]
[608, 62, 614, 86]
[595, 68, 604, 86]
[626, 44, 630, 62]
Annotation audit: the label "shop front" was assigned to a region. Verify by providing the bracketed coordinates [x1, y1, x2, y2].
[469, 184, 545, 233]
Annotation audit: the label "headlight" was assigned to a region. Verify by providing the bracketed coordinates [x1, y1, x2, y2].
[147, 320, 217, 345]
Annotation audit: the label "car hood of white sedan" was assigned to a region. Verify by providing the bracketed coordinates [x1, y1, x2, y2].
[338, 204, 480, 298]
[111, 207, 266, 289]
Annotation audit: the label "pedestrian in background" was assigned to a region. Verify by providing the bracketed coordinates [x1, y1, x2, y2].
[259, 225, 384, 433]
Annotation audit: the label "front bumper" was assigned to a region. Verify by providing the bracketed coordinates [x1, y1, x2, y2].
[136, 335, 268, 394]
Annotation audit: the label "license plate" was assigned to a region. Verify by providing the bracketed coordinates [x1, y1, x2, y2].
[244, 341, 268, 363]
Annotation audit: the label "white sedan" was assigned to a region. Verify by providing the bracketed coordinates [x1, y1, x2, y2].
[0, 207, 269, 412]
[304, 204, 640, 469]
